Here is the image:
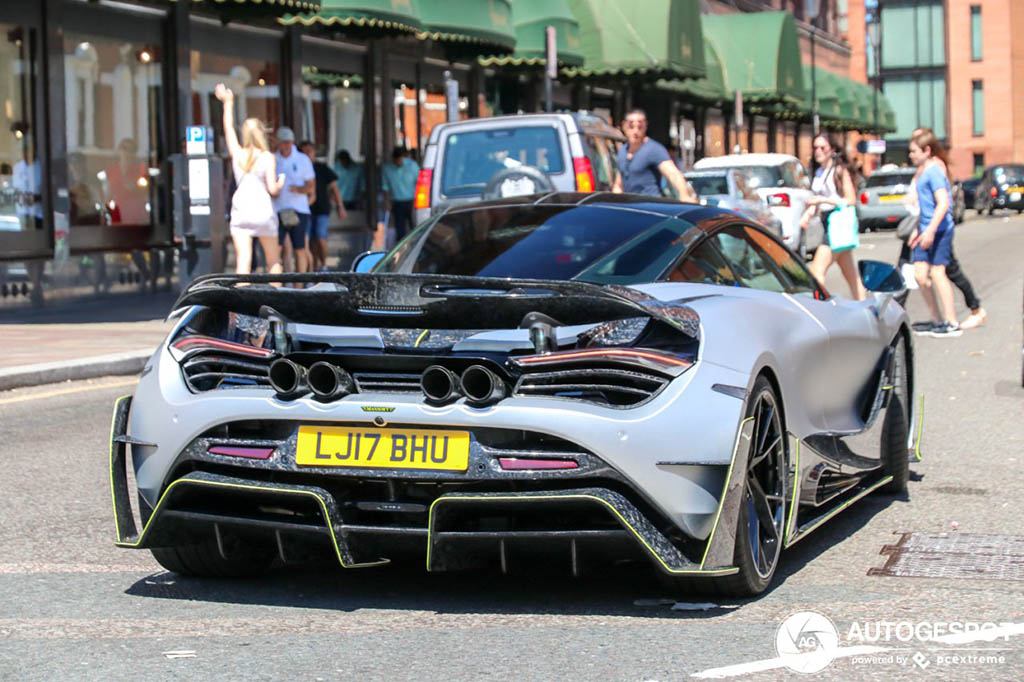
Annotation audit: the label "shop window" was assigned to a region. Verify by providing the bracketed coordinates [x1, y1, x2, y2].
[64, 32, 164, 251]
[0, 22, 48, 260]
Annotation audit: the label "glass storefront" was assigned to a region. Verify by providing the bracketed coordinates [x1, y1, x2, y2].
[64, 31, 165, 252]
[0, 21, 45, 256]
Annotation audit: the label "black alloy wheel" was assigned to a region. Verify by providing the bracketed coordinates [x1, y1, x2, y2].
[880, 334, 911, 493]
[738, 380, 787, 587]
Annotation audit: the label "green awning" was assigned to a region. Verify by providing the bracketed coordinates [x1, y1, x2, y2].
[702, 11, 805, 105]
[656, 36, 726, 103]
[281, 0, 420, 32]
[803, 66, 842, 121]
[479, 0, 584, 68]
[418, 0, 516, 53]
[561, 0, 705, 80]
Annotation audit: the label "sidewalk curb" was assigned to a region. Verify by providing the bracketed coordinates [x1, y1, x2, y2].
[0, 349, 154, 392]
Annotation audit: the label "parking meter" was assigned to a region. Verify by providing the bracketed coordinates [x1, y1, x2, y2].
[171, 125, 226, 289]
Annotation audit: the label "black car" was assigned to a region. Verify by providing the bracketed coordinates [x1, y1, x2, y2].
[974, 164, 1024, 214]
[960, 176, 982, 210]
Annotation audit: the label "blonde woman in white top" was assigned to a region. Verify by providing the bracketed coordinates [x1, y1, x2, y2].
[215, 83, 286, 275]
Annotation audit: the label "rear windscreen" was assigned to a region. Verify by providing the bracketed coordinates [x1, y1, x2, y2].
[440, 127, 565, 198]
[687, 175, 729, 196]
[865, 172, 915, 188]
[993, 166, 1024, 183]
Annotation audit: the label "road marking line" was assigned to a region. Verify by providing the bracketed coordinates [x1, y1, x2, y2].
[0, 379, 137, 406]
[0, 562, 154, 575]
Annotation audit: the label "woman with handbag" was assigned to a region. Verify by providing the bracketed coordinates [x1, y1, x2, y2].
[799, 134, 867, 300]
[906, 129, 961, 337]
[215, 83, 286, 275]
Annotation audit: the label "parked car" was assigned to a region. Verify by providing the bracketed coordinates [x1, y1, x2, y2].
[412, 112, 626, 224]
[974, 164, 1024, 215]
[685, 168, 784, 236]
[692, 153, 813, 257]
[857, 167, 916, 231]
[960, 176, 982, 210]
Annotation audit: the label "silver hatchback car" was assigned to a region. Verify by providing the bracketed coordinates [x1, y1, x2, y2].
[413, 112, 626, 224]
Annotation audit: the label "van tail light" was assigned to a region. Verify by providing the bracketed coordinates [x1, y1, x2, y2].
[414, 169, 433, 210]
[990, 187, 998, 197]
[860, 192, 869, 205]
[769, 192, 791, 207]
[573, 157, 595, 193]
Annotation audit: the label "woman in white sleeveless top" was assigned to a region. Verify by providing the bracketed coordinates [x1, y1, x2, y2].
[799, 134, 867, 300]
[214, 83, 286, 274]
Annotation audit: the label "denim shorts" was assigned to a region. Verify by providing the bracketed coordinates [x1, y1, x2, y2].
[278, 212, 311, 250]
[911, 227, 953, 266]
[311, 213, 330, 240]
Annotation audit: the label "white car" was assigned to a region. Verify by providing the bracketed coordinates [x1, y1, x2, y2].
[694, 153, 815, 258]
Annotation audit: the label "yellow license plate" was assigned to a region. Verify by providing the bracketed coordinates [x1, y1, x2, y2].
[296, 425, 470, 471]
[1007, 186, 1024, 194]
[879, 194, 905, 202]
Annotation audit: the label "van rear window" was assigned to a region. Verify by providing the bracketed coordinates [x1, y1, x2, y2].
[440, 127, 565, 197]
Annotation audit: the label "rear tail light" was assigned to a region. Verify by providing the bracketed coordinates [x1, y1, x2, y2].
[769, 192, 791, 207]
[860, 192, 869, 204]
[413, 168, 433, 210]
[171, 335, 274, 359]
[990, 187, 998, 197]
[573, 157, 595, 193]
[514, 347, 691, 374]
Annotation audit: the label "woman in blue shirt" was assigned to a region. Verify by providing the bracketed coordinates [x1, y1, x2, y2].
[907, 129, 960, 337]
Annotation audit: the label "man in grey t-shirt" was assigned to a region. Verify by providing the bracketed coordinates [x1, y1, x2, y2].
[612, 109, 695, 202]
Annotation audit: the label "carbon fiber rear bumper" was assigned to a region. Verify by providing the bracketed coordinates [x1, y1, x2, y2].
[110, 396, 739, 576]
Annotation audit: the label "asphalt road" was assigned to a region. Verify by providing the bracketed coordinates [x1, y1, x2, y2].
[1, 212, 1022, 681]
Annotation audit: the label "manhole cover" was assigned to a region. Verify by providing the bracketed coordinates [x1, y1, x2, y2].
[869, 533, 1024, 582]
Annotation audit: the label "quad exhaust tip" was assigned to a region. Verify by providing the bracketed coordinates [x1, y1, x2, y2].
[460, 365, 507, 406]
[421, 365, 461, 405]
[308, 361, 355, 402]
[268, 358, 309, 399]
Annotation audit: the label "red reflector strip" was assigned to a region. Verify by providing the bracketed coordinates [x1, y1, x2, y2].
[208, 445, 275, 460]
[498, 457, 578, 471]
[516, 348, 691, 368]
[172, 335, 274, 358]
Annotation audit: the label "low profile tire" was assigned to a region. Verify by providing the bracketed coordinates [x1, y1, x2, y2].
[665, 377, 787, 598]
[151, 536, 274, 578]
[880, 335, 910, 494]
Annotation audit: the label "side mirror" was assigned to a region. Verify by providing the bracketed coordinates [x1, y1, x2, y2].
[351, 250, 386, 273]
[859, 259, 905, 293]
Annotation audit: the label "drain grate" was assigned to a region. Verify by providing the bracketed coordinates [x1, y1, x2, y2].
[869, 533, 1024, 582]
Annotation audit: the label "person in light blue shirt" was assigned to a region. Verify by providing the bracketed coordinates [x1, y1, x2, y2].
[379, 146, 421, 244]
[334, 149, 364, 210]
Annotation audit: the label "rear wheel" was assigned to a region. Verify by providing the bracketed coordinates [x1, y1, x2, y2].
[665, 377, 787, 598]
[880, 335, 910, 494]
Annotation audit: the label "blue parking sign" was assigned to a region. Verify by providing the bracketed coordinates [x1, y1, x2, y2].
[187, 126, 205, 143]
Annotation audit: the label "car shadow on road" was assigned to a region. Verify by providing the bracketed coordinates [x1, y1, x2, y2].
[764, 490, 911, 596]
[124, 559, 743, 618]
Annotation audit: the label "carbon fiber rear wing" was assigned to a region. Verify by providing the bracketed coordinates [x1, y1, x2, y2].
[171, 273, 699, 337]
